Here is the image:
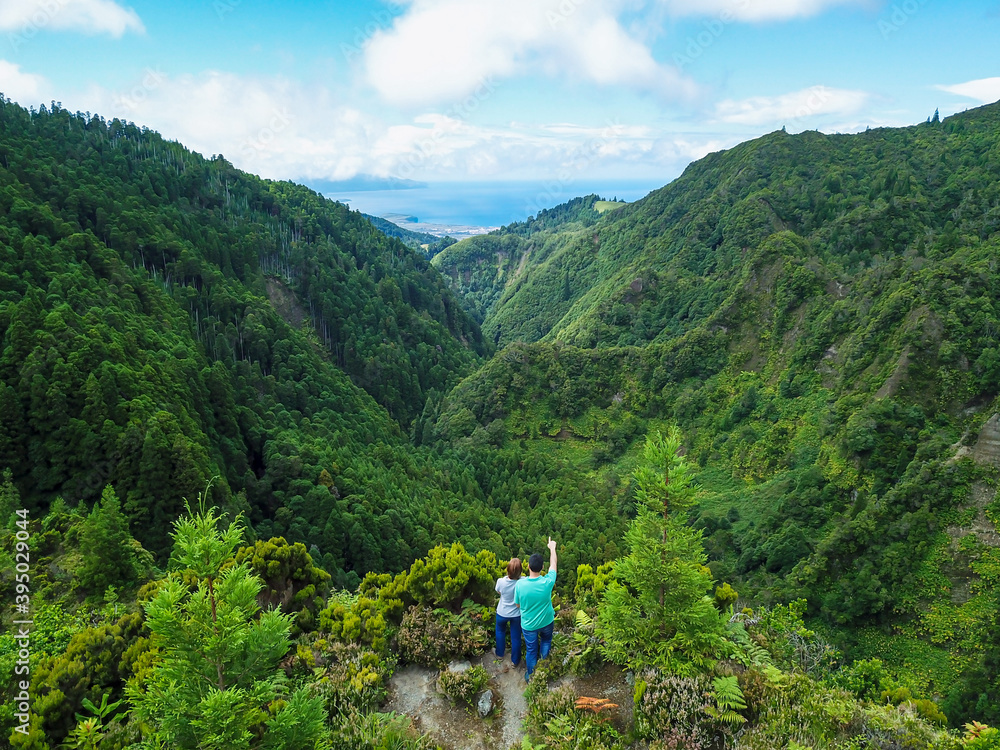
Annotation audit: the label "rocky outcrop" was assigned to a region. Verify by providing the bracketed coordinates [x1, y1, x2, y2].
[973, 413, 1000, 467]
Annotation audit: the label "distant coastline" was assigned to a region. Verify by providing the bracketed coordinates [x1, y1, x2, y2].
[303, 175, 429, 192]
[317, 179, 662, 236]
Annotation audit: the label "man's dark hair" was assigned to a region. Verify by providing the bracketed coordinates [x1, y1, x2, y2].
[528, 553, 544, 573]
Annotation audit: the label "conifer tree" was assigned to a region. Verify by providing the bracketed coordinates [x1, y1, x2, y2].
[78, 485, 145, 595]
[597, 427, 726, 673]
[128, 500, 328, 749]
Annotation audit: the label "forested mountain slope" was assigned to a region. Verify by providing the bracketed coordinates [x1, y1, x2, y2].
[0, 98, 498, 575]
[428, 104, 1000, 717]
[431, 194, 607, 330]
[361, 212, 457, 258]
[438, 107, 1000, 351]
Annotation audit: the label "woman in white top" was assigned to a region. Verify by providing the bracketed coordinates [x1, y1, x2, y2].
[494, 557, 522, 666]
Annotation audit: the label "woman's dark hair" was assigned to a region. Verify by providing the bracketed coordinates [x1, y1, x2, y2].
[528, 553, 544, 573]
[507, 558, 522, 580]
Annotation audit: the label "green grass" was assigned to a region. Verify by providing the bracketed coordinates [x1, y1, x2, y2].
[853, 627, 964, 695]
[594, 200, 627, 214]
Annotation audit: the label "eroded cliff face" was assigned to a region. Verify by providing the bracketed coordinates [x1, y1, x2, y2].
[973, 413, 1000, 468]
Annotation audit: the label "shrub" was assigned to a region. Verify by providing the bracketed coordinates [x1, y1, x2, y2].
[303, 641, 394, 717]
[318, 543, 496, 657]
[574, 563, 614, 609]
[737, 668, 780, 724]
[844, 702, 957, 750]
[633, 671, 714, 747]
[753, 600, 839, 675]
[329, 709, 435, 750]
[527, 683, 577, 736]
[526, 683, 624, 750]
[396, 605, 490, 668]
[233, 536, 331, 634]
[714, 582, 739, 612]
[319, 591, 392, 653]
[729, 673, 954, 750]
[882, 687, 948, 726]
[522, 656, 571, 712]
[11, 612, 150, 748]
[962, 722, 1000, 750]
[831, 658, 889, 702]
[437, 665, 489, 707]
[404, 543, 498, 610]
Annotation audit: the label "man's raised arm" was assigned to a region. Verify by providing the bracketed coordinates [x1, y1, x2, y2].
[547, 537, 557, 573]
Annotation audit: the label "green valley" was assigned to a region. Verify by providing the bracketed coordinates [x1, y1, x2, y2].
[2, 94, 1000, 749]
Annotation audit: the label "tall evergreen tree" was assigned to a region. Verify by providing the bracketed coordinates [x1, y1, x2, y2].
[597, 427, 726, 673]
[128, 501, 328, 749]
[77, 485, 145, 595]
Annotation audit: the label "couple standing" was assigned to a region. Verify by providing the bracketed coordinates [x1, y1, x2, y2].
[494, 537, 557, 682]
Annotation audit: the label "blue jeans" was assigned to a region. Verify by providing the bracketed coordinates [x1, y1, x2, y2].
[522, 621, 554, 682]
[495, 614, 522, 665]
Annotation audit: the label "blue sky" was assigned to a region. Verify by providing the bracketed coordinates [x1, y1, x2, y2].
[1, 0, 998, 187]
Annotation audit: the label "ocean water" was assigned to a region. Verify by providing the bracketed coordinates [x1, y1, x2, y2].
[320, 179, 665, 230]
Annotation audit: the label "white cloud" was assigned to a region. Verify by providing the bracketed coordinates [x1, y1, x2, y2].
[656, 0, 873, 22]
[363, 0, 696, 108]
[361, 0, 876, 108]
[715, 85, 871, 129]
[936, 77, 1000, 105]
[76, 70, 377, 182]
[0, 0, 143, 37]
[31, 66, 722, 185]
[0, 59, 49, 103]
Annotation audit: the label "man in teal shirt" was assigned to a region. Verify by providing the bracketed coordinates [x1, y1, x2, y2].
[514, 537, 557, 682]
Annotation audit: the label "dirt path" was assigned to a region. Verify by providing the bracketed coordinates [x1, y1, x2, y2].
[386, 654, 634, 749]
[488, 654, 529, 749]
[386, 652, 528, 750]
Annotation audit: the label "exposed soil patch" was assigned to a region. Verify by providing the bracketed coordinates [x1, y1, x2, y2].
[874, 346, 910, 399]
[264, 277, 306, 329]
[513, 249, 531, 281]
[386, 652, 528, 750]
[973, 413, 1000, 468]
[945, 479, 1000, 602]
[946, 480, 1000, 548]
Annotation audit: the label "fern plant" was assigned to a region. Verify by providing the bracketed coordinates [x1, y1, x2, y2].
[575, 696, 618, 724]
[705, 675, 747, 726]
[568, 609, 603, 675]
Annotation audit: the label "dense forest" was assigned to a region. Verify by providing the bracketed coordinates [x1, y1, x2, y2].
[1, 94, 1000, 748]
[429, 104, 1000, 722]
[359, 213, 457, 259]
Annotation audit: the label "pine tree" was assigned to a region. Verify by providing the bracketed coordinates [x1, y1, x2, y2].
[77, 485, 145, 595]
[596, 428, 727, 673]
[128, 500, 329, 749]
[0, 469, 20, 530]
